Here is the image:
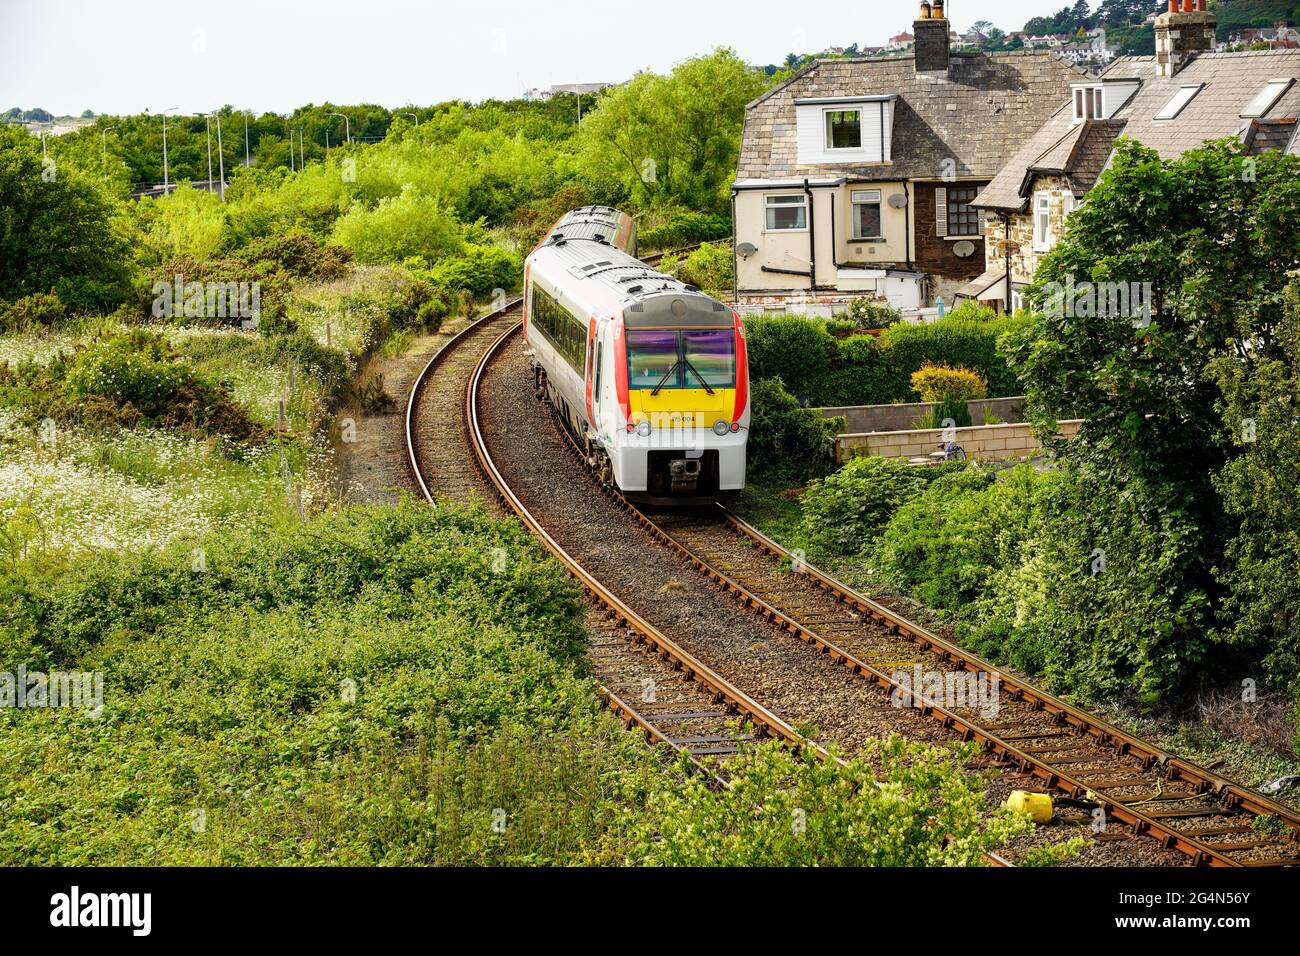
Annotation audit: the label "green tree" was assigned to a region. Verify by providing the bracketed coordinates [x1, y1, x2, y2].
[576, 49, 767, 213]
[0, 125, 131, 310]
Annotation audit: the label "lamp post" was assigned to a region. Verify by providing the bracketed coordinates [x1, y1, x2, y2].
[394, 111, 417, 125]
[327, 111, 350, 144]
[244, 110, 251, 166]
[215, 113, 226, 202]
[204, 113, 214, 192]
[161, 107, 178, 193]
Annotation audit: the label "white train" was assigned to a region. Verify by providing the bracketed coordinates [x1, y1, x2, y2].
[523, 207, 750, 505]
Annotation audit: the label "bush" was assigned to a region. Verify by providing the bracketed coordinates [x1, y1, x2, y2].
[234, 229, 353, 282]
[658, 241, 733, 298]
[331, 190, 465, 266]
[801, 456, 932, 556]
[945, 300, 1001, 323]
[747, 377, 842, 480]
[0, 292, 65, 332]
[844, 297, 901, 331]
[911, 364, 989, 404]
[637, 210, 730, 251]
[429, 244, 521, 297]
[743, 314, 1027, 408]
[742, 316, 834, 400]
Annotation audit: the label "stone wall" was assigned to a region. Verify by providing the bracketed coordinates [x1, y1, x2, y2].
[838, 419, 1082, 463]
[821, 396, 1027, 433]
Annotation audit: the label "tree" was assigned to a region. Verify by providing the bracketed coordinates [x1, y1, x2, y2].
[576, 49, 768, 213]
[0, 125, 131, 310]
[1007, 137, 1300, 696]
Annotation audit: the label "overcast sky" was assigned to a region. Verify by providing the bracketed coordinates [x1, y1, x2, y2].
[2, 0, 1064, 116]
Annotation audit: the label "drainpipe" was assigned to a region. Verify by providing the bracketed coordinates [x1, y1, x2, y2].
[730, 189, 739, 302]
[904, 181, 913, 270]
[1003, 213, 1013, 315]
[829, 192, 840, 268]
[804, 178, 816, 291]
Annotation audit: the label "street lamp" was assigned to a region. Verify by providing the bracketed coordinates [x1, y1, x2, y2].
[214, 113, 226, 202]
[244, 110, 251, 167]
[327, 111, 350, 144]
[101, 124, 119, 158]
[203, 113, 214, 192]
[394, 111, 417, 125]
[161, 107, 178, 193]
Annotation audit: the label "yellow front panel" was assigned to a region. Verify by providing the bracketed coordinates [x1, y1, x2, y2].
[628, 388, 737, 428]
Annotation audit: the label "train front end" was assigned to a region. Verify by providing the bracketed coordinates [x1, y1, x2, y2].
[609, 292, 749, 505]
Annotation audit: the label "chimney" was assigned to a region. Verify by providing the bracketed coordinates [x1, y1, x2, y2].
[1155, 0, 1216, 78]
[915, 0, 950, 73]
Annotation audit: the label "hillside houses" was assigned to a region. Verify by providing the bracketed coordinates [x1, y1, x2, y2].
[965, 0, 1300, 313]
[731, 3, 1084, 313]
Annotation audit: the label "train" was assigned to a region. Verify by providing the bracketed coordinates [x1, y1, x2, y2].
[523, 206, 749, 505]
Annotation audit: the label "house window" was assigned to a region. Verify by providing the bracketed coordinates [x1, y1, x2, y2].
[1072, 85, 1104, 122]
[765, 194, 807, 231]
[1033, 191, 1052, 252]
[946, 186, 981, 238]
[1241, 79, 1294, 118]
[1155, 84, 1203, 120]
[824, 110, 862, 150]
[851, 190, 882, 239]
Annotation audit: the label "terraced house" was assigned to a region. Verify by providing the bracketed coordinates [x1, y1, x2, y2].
[967, 0, 1300, 313]
[731, 2, 1083, 313]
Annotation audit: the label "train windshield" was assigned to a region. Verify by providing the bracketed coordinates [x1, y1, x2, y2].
[627, 329, 736, 391]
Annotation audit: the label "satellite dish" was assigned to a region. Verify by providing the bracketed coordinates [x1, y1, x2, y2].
[736, 241, 758, 259]
[953, 240, 976, 258]
[888, 193, 909, 209]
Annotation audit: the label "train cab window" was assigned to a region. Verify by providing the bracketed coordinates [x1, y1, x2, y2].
[530, 284, 586, 370]
[627, 330, 680, 389]
[627, 328, 736, 391]
[683, 329, 736, 390]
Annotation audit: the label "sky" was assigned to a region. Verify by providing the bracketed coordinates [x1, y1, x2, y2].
[1, 0, 1060, 116]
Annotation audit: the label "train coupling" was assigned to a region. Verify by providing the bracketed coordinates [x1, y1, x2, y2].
[669, 457, 703, 495]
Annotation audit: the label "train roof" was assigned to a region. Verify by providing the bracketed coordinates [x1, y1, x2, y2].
[531, 233, 731, 327]
[542, 205, 636, 251]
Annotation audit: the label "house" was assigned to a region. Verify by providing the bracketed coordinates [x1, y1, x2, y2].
[1059, 29, 1120, 67]
[1219, 22, 1300, 51]
[887, 32, 915, 51]
[967, 0, 1300, 312]
[731, 3, 1083, 312]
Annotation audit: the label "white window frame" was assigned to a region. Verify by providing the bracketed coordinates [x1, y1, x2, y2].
[1072, 85, 1105, 123]
[764, 193, 808, 232]
[823, 108, 863, 151]
[850, 189, 883, 240]
[1155, 84, 1204, 121]
[1033, 191, 1053, 252]
[1241, 79, 1294, 119]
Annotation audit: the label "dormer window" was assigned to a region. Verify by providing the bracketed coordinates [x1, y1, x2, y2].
[1241, 79, 1294, 119]
[825, 110, 863, 150]
[1072, 85, 1104, 123]
[795, 95, 895, 164]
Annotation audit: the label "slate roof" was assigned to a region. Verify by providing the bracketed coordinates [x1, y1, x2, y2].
[736, 51, 1086, 183]
[974, 50, 1300, 212]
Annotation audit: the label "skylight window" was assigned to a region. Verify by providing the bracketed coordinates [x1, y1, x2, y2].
[1155, 84, 1203, 121]
[1241, 79, 1294, 119]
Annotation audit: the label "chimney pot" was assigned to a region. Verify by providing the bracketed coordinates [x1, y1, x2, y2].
[1182, 0, 1194, 11]
[1167, 0, 1178, 11]
[933, 0, 945, 17]
[919, 2, 931, 19]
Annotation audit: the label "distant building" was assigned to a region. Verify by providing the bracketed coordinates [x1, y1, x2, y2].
[886, 31, 915, 51]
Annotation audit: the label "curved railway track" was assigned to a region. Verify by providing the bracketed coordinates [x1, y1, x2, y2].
[405, 252, 1297, 868]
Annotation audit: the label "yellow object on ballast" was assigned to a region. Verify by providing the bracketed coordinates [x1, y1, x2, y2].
[1006, 791, 1053, 823]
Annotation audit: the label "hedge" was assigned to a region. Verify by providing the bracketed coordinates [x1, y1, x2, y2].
[742, 314, 1031, 407]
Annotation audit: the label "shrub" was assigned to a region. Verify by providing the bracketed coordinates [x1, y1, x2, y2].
[331, 190, 465, 266]
[747, 377, 842, 480]
[911, 364, 989, 404]
[945, 300, 1001, 323]
[234, 229, 353, 282]
[429, 244, 522, 297]
[658, 241, 733, 298]
[0, 292, 65, 332]
[801, 456, 932, 555]
[844, 297, 901, 331]
[637, 210, 730, 251]
[742, 316, 834, 400]
[885, 316, 1028, 400]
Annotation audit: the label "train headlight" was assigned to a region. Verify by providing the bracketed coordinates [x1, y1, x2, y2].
[636, 420, 652, 438]
[712, 420, 730, 437]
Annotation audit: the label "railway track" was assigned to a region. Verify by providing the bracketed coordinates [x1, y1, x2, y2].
[455, 317, 1300, 867]
[404, 246, 824, 781]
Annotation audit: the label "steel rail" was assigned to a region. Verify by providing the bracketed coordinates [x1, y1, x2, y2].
[719, 507, 1300, 842]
